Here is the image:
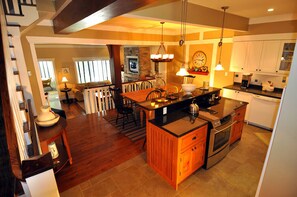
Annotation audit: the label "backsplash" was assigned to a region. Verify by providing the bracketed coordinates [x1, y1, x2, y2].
[233, 72, 288, 89]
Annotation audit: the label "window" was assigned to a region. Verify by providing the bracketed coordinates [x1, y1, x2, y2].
[38, 60, 57, 88]
[75, 59, 111, 83]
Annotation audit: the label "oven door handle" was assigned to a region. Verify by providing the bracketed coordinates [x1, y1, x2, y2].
[213, 121, 237, 134]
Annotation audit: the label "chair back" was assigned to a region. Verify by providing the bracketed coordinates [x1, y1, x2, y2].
[146, 89, 162, 101]
[166, 85, 179, 94]
[155, 78, 166, 88]
[140, 80, 153, 90]
[109, 87, 124, 110]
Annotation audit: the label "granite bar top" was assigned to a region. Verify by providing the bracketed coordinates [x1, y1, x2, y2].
[149, 110, 208, 137]
[224, 83, 283, 99]
[138, 87, 221, 111]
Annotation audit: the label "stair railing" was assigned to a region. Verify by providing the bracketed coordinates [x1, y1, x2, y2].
[2, 0, 36, 16]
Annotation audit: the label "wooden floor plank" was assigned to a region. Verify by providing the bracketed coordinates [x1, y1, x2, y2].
[54, 103, 144, 192]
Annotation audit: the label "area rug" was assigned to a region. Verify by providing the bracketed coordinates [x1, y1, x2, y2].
[103, 110, 146, 142]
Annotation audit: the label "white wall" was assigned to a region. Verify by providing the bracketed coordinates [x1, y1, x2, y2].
[256, 40, 297, 196]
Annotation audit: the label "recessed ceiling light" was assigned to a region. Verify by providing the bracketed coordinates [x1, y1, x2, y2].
[267, 8, 274, 12]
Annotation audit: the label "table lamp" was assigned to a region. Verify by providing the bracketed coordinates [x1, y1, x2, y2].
[61, 76, 68, 89]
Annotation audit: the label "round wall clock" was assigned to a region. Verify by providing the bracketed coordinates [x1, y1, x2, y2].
[192, 51, 207, 67]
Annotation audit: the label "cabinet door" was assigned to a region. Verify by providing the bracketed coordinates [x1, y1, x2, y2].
[192, 142, 206, 171]
[222, 88, 237, 99]
[276, 41, 296, 74]
[246, 41, 263, 72]
[230, 42, 248, 72]
[259, 41, 281, 73]
[230, 105, 246, 144]
[236, 92, 252, 121]
[179, 148, 192, 181]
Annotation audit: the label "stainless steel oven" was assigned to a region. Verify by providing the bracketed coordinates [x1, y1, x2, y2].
[199, 109, 235, 169]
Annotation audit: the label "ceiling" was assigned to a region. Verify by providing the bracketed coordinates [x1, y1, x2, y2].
[87, 0, 297, 35]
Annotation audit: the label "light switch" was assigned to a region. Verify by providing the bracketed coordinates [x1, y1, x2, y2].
[28, 71, 31, 76]
[163, 107, 167, 115]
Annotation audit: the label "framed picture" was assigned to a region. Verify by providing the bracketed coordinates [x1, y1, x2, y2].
[62, 68, 69, 74]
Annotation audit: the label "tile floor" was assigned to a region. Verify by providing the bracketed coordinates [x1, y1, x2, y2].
[60, 123, 271, 197]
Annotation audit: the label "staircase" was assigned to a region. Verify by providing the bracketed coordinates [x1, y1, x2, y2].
[1, 1, 61, 196]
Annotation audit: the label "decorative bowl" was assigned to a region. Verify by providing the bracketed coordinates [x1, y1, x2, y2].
[35, 114, 60, 127]
[182, 84, 197, 94]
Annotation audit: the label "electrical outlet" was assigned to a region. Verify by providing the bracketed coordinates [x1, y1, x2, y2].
[163, 107, 167, 115]
[225, 72, 228, 76]
[28, 71, 32, 76]
[282, 77, 286, 83]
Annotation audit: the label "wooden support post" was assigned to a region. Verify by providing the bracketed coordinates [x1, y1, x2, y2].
[108, 45, 122, 88]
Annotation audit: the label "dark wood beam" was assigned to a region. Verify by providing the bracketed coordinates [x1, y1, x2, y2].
[53, 0, 159, 34]
[107, 45, 122, 88]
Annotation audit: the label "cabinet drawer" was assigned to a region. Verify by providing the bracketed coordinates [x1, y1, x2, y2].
[180, 125, 207, 151]
[234, 106, 246, 121]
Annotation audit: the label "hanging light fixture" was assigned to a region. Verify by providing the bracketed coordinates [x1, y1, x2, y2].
[176, 0, 189, 76]
[215, 6, 229, 71]
[150, 22, 174, 62]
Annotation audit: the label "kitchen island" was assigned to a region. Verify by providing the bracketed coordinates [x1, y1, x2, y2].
[144, 88, 248, 190]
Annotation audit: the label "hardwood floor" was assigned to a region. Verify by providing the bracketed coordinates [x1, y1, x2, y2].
[54, 103, 144, 192]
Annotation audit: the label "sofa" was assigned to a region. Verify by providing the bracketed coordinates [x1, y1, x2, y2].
[72, 80, 112, 101]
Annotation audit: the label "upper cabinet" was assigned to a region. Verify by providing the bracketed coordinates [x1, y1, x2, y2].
[258, 41, 282, 73]
[230, 38, 296, 75]
[245, 41, 263, 72]
[229, 42, 248, 72]
[277, 41, 296, 74]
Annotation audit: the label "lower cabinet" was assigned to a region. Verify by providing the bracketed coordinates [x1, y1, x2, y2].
[230, 105, 246, 144]
[147, 122, 207, 190]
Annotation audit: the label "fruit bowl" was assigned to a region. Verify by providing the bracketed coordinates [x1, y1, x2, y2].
[182, 84, 197, 94]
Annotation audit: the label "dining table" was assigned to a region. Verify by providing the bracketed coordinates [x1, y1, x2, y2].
[121, 88, 164, 126]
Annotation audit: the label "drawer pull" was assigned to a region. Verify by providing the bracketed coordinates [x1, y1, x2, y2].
[192, 136, 197, 141]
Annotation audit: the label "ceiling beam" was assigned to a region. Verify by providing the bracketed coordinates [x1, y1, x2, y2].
[53, 0, 163, 34]
[129, 2, 249, 31]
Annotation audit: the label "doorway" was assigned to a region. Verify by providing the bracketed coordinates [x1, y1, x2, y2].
[38, 60, 61, 109]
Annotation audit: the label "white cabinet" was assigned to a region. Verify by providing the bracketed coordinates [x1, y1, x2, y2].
[230, 42, 248, 72]
[276, 41, 296, 74]
[230, 39, 295, 75]
[259, 41, 282, 73]
[245, 41, 263, 72]
[222, 88, 253, 121]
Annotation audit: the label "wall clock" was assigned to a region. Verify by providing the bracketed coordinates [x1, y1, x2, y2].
[192, 51, 207, 67]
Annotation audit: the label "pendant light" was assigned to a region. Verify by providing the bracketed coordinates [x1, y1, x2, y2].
[150, 22, 174, 62]
[176, 0, 189, 76]
[215, 6, 229, 71]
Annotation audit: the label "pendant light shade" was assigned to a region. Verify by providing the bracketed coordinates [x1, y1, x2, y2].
[176, 64, 189, 76]
[150, 22, 174, 62]
[176, 0, 189, 76]
[215, 6, 229, 71]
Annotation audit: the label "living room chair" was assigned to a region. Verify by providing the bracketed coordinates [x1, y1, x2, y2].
[109, 87, 137, 129]
[42, 78, 53, 90]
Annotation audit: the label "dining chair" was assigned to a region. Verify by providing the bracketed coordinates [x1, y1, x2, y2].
[109, 87, 137, 129]
[166, 85, 179, 94]
[142, 89, 163, 149]
[145, 89, 162, 101]
[156, 78, 166, 87]
[140, 80, 153, 90]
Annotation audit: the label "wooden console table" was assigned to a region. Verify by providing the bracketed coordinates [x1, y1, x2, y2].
[37, 117, 72, 173]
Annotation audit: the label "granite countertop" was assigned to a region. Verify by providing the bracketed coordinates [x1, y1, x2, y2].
[201, 97, 248, 119]
[224, 83, 283, 99]
[138, 87, 221, 111]
[149, 110, 208, 137]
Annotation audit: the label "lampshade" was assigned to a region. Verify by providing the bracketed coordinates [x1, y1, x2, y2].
[150, 22, 174, 63]
[215, 62, 224, 71]
[216, 6, 229, 71]
[61, 76, 68, 83]
[176, 65, 189, 76]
